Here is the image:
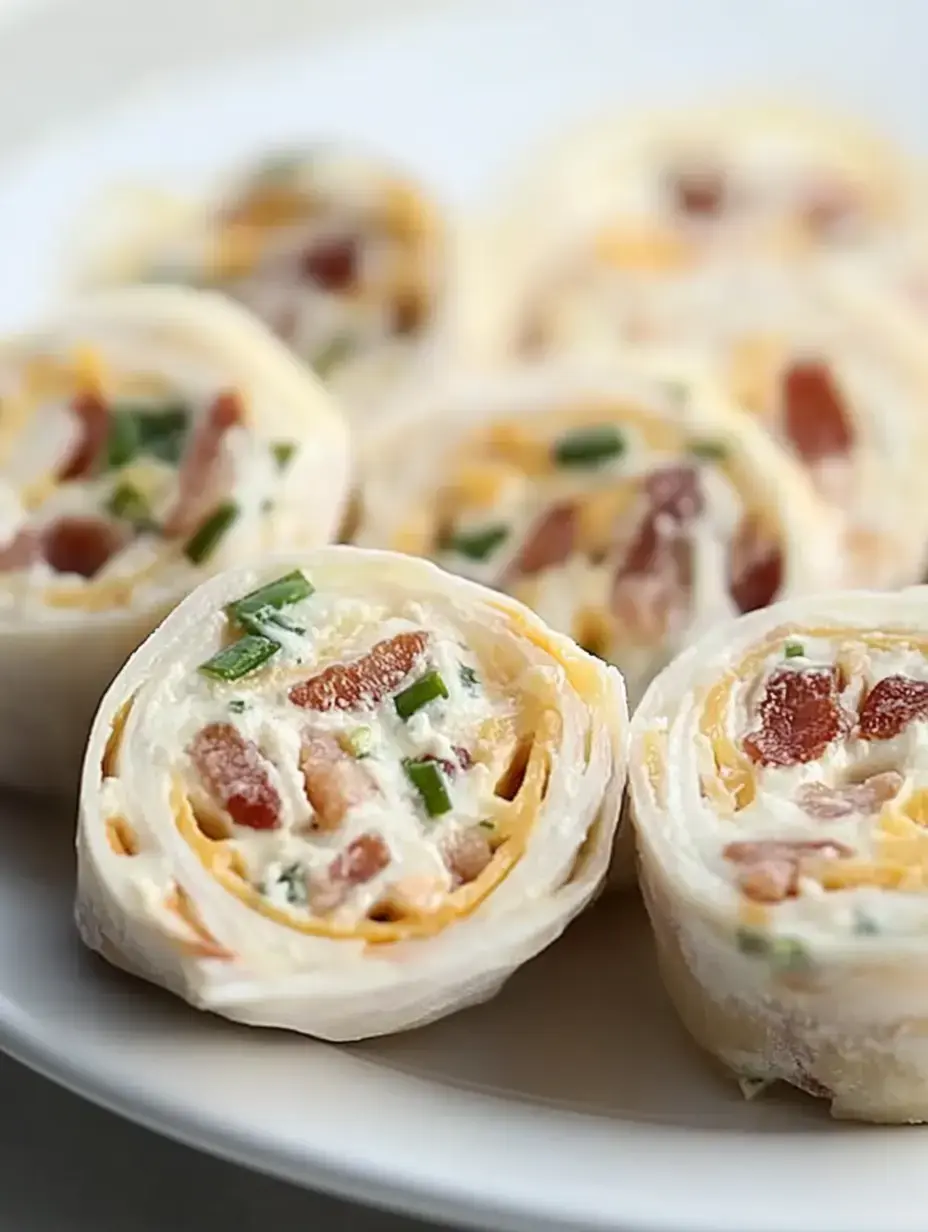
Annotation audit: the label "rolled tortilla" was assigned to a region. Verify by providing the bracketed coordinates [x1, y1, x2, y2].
[0, 285, 349, 792]
[67, 146, 451, 419]
[76, 546, 627, 1041]
[355, 357, 843, 710]
[630, 585, 928, 1123]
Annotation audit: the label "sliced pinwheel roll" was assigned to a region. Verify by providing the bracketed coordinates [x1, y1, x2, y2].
[69, 146, 450, 418]
[630, 585, 928, 1123]
[0, 285, 349, 792]
[76, 547, 627, 1041]
[355, 358, 843, 709]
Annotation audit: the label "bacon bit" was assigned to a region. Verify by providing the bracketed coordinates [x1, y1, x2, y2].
[781, 360, 854, 467]
[645, 464, 703, 520]
[0, 528, 40, 572]
[289, 630, 428, 712]
[668, 166, 727, 216]
[724, 838, 854, 903]
[188, 722, 281, 831]
[41, 516, 129, 578]
[391, 287, 427, 336]
[57, 391, 109, 481]
[301, 236, 359, 291]
[300, 733, 371, 830]
[505, 501, 577, 579]
[797, 771, 903, 819]
[859, 675, 928, 741]
[729, 517, 783, 613]
[445, 826, 493, 885]
[743, 667, 846, 767]
[310, 832, 391, 915]
[163, 390, 243, 538]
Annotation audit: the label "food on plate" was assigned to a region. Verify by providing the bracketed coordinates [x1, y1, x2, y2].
[629, 585, 928, 1123]
[69, 146, 449, 418]
[354, 357, 842, 708]
[0, 286, 349, 792]
[76, 546, 627, 1041]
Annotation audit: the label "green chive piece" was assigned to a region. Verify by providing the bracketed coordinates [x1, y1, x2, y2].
[105, 412, 141, 471]
[552, 424, 626, 468]
[768, 937, 810, 973]
[853, 910, 880, 936]
[441, 524, 509, 562]
[784, 641, 805, 659]
[689, 439, 727, 461]
[272, 441, 297, 470]
[340, 726, 373, 759]
[312, 335, 355, 378]
[106, 481, 152, 527]
[198, 634, 279, 681]
[735, 928, 768, 957]
[459, 664, 480, 691]
[478, 819, 495, 831]
[238, 608, 307, 640]
[277, 863, 307, 906]
[184, 501, 239, 565]
[404, 758, 452, 817]
[228, 699, 248, 714]
[394, 670, 449, 721]
[228, 570, 314, 625]
[132, 405, 189, 464]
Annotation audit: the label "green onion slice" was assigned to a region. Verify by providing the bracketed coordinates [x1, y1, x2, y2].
[688, 439, 727, 461]
[394, 670, 449, 721]
[105, 412, 141, 471]
[276, 863, 308, 906]
[228, 570, 314, 624]
[198, 634, 279, 681]
[784, 641, 805, 659]
[228, 699, 248, 713]
[312, 335, 355, 378]
[552, 424, 625, 468]
[459, 664, 480, 691]
[735, 928, 769, 957]
[105, 404, 190, 471]
[106, 481, 153, 527]
[184, 502, 239, 565]
[403, 758, 452, 817]
[271, 441, 297, 470]
[340, 726, 373, 759]
[441, 524, 509, 562]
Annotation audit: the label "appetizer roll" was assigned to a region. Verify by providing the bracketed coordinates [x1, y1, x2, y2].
[630, 586, 928, 1123]
[70, 147, 448, 418]
[355, 359, 842, 708]
[0, 286, 349, 792]
[76, 547, 627, 1041]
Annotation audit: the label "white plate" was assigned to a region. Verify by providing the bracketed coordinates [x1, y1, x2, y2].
[2, 1, 928, 1230]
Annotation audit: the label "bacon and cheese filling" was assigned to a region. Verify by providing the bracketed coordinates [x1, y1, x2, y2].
[72, 148, 446, 417]
[0, 286, 349, 792]
[356, 360, 841, 707]
[77, 547, 627, 1041]
[630, 587, 928, 1123]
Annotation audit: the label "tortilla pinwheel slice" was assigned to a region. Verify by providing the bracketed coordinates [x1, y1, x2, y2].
[629, 585, 928, 1123]
[69, 146, 451, 419]
[0, 285, 349, 792]
[354, 358, 842, 709]
[76, 547, 627, 1041]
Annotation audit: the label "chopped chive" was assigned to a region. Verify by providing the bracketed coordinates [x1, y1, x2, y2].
[853, 910, 880, 936]
[277, 863, 307, 906]
[403, 758, 452, 817]
[106, 481, 153, 527]
[272, 440, 297, 470]
[184, 501, 239, 564]
[132, 405, 189, 464]
[228, 570, 314, 625]
[198, 634, 279, 681]
[735, 927, 768, 957]
[340, 726, 373, 759]
[311, 335, 355, 378]
[441, 523, 509, 561]
[238, 608, 306, 640]
[784, 641, 805, 659]
[478, 819, 495, 831]
[394, 670, 449, 721]
[105, 412, 141, 470]
[228, 699, 248, 713]
[459, 664, 480, 691]
[552, 424, 625, 468]
[689, 439, 727, 461]
[768, 937, 810, 973]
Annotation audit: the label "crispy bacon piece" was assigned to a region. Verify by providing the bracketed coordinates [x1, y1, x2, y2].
[445, 826, 493, 885]
[188, 722, 281, 831]
[301, 236, 359, 291]
[41, 516, 129, 578]
[310, 832, 391, 915]
[723, 838, 853, 903]
[0, 528, 40, 572]
[506, 501, 577, 579]
[796, 771, 903, 819]
[163, 390, 243, 538]
[729, 516, 783, 614]
[781, 360, 854, 467]
[859, 675, 928, 741]
[668, 166, 727, 217]
[743, 666, 846, 767]
[300, 733, 371, 830]
[57, 391, 109, 481]
[289, 630, 428, 712]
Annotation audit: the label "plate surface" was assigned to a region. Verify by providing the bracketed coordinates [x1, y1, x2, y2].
[2, 1, 928, 1230]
